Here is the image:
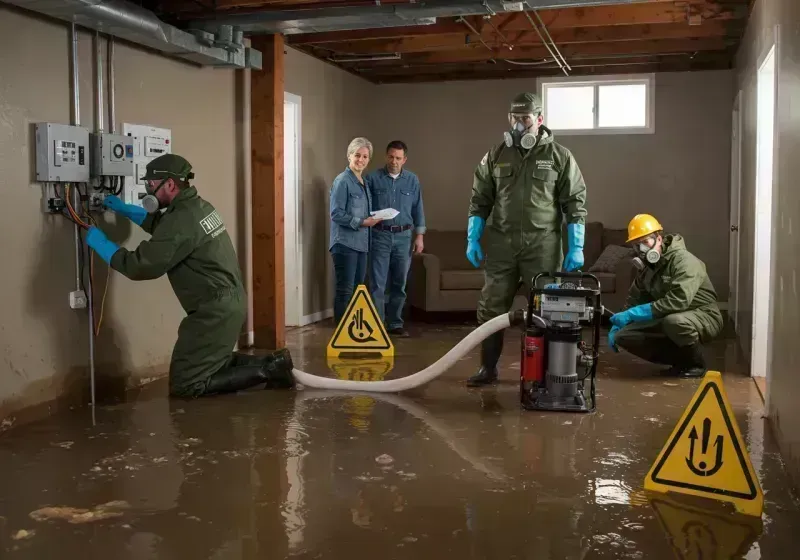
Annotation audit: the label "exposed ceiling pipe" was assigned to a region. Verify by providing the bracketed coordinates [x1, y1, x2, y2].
[522, 9, 566, 75]
[2, 0, 262, 69]
[186, 0, 646, 36]
[531, 8, 570, 72]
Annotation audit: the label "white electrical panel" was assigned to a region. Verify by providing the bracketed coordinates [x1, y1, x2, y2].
[122, 123, 172, 207]
[90, 133, 135, 177]
[35, 123, 90, 182]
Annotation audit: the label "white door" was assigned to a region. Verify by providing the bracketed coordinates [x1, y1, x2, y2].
[284, 93, 303, 326]
[751, 43, 777, 392]
[729, 91, 742, 333]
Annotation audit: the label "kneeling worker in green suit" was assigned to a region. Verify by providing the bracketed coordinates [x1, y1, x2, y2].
[85, 153, 294, 398]
[608, 213, 723, 378]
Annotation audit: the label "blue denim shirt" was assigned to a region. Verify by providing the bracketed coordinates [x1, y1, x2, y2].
[366, 167, 426, 235]
[329, 167, 373, 253]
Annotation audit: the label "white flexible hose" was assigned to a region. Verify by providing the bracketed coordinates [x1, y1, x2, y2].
[291, 312, 521, 392]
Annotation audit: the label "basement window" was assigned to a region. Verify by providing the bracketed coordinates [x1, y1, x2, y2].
[538, 74, 655, 135]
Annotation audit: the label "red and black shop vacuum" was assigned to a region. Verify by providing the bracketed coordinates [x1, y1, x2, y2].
[520, 272, 603, 413]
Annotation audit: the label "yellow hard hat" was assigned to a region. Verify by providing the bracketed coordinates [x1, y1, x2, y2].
[627, 214, 663, 243]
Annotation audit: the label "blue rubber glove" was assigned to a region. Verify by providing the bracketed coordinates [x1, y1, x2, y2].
[103, 195, 147, 226]
[563, 223, 585, 271]
[608, 326, 620, 352]
[86, 226, 121, 265]
[610, 303, 654, 329]
[466, 216, 485, 268]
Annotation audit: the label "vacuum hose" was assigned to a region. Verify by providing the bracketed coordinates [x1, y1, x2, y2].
[291, 309, 528, 392]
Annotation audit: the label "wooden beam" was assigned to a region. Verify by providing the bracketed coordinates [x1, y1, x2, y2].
[286, 21, 467, 44]
[249, 33, 285, 351]
[319, 21, 739, 55]
[343, 37, 733, 67]
[369, 57, 732, 84]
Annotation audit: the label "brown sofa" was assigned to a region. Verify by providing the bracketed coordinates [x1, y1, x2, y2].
[407, 221, 635, 314]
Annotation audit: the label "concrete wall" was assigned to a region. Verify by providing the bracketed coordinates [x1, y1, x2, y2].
[283, 47, 376, 320]
[734, 0, 800, 485]
[370, 70, 734, 299]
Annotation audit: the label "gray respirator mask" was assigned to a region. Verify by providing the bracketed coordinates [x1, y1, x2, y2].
[504, 122, 538, 150]
[141, 179, 167, 214]
[632, 239, 661, 270]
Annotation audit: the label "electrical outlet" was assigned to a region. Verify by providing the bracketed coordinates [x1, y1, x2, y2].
[69, 290, 87, 309]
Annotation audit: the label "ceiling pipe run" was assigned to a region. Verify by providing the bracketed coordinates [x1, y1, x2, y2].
[187, 0, 647, 36]
[2, 0, 263, 69]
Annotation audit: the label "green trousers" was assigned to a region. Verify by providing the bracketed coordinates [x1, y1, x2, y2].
[477, 228, 563, 324]
[614, 306, 723, 365]
[169, 289, 247, 398]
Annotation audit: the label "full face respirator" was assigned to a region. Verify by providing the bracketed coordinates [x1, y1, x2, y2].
[504, 120, 538, 150]
[632, 236, 661, 270]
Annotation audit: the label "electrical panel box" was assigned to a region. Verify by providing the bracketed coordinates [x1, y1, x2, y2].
[90, 133, 134, 177]
[35, 123, 90, 182]
[122, 123, 172, 207]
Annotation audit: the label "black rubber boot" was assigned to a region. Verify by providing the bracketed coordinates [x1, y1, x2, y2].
[262, 348, 295, 389]
[661, 343, 707, 379]
[204, 364, 272, 395]
[467, 330, 504, 387]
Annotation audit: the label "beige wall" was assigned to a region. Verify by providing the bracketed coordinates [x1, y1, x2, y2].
[0, 8, 377, 420]
[370, 70, 734, 300]
[284, 47, 377, 319]
[734, 0, 800, 485]
[0, 6, 246, 418]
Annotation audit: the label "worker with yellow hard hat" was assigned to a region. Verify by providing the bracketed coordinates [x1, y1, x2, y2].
[607, 214, 723, 378]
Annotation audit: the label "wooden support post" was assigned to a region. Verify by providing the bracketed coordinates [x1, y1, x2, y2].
[250, 34, 285, 350]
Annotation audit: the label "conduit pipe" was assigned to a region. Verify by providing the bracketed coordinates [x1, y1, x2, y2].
[70, 23, 81, 294]
[523, 9, 567, 76]
[291, 310, 542, 392]
[532, 8, 571, 72]
[108, 37, 116, 134]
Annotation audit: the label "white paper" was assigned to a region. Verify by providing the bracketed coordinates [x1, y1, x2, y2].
[370, 208, 400, 220]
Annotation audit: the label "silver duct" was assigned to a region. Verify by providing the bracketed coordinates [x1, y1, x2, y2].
[187, 0, 644, 36]
[3, 0, 262, 69]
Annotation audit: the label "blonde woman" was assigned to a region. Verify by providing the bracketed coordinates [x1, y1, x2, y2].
[329, 137, 382, 323]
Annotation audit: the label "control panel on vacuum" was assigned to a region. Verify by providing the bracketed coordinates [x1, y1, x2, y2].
[35, 123, 89, 183]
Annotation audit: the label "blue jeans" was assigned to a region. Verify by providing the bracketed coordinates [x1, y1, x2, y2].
[331, 243, 367, 324]
[369, 230, 412, 329]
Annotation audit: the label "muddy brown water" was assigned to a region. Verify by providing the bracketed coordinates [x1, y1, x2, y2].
[0, 322, 798, 558]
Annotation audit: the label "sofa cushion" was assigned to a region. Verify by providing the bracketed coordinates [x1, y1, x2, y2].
[591, 272, 617, 293]
[589, 244, 634, 273]
[603, 228, 629, 248]
[441, 270, 484, 290]
[422, 231, 475, 270]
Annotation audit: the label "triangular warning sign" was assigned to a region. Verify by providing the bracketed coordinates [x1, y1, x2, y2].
[649, 495, 761, 559]
[327, 285, 394, 357]
[644, 371, 763, 517]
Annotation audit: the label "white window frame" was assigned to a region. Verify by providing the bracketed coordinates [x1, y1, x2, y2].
[537, 73, 656, 136]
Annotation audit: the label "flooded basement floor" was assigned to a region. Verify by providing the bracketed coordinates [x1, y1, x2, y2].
[0, 320, 798, 559]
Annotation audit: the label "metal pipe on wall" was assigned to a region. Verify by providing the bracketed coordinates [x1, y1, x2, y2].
[70, 23, 82, 293]
[108, 38, 116, 134]
[95, 30, 104, 133]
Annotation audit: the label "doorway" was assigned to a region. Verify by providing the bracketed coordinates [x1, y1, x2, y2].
[751, 42, 777, 401]
[729, 90, 742, 335]
[284, 93, 303, 327]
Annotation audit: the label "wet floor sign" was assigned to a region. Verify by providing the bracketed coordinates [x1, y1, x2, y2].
[644, 371, 763, 517]
[327, 285, 394, 357]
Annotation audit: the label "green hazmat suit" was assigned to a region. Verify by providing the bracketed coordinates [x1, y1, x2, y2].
[614, 234, 723, 365]
[469, 125, 588, 324]
[109, 187, 284, 397]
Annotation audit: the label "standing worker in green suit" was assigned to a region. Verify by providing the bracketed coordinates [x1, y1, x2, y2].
[466, 92, 588, 387]
[608, 214, 723, 378]
[85, 153, 294, 398]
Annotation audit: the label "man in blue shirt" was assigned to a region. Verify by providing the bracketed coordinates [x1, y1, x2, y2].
[367, 140, 426, 337]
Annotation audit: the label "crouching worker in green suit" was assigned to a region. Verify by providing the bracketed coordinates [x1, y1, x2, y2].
[85, 153, 295, 398]
[608, 213, 724, 379]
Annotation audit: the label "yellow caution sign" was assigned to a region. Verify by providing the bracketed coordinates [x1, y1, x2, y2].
[649, 495, 761, 559]
[644, 371, 763, 517]
[327, 285, 394, 357]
